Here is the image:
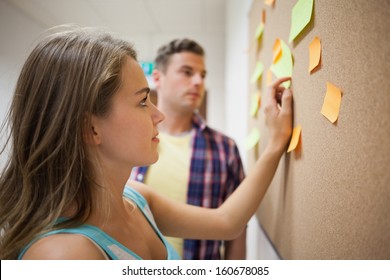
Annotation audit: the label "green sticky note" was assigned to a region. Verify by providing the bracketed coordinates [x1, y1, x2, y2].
[289, 0, 314, 43]
[245, 128, 260, 150]
[270, 40, 293, 88]
[250, 62, 264, 84]
[255, 22, 265, 41]
[250, 93, 261, 117]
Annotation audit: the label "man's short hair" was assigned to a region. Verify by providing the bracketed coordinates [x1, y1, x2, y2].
[155, 38, 204, 72]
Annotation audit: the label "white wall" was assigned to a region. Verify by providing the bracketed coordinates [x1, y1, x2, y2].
[225, 0, 280, 260]
[0, 0, 46, 169]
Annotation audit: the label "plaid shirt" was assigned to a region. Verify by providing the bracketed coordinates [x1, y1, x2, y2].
[130, 113, 245, 259]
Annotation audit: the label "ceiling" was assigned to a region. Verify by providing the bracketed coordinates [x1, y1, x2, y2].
[4, 0, 226, 37]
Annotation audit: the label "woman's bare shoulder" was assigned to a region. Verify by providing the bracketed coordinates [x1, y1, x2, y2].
[126, 179, 153, 202]
[22, 233, 107, 260]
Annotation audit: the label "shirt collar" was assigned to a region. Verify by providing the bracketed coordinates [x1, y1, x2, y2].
[191, 112, 208, 131]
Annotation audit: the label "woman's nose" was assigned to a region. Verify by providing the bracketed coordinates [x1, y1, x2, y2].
[152, 103, 165, 125]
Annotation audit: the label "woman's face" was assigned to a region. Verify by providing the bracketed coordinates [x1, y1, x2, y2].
[92, 56, 164, 172]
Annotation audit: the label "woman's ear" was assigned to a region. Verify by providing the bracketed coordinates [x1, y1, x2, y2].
[83, 115, 101, 145]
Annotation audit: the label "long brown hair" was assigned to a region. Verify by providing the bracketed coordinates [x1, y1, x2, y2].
[0, 26, 137, 259]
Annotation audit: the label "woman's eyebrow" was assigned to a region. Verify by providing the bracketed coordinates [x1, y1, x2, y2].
[134, 87, 150, 95]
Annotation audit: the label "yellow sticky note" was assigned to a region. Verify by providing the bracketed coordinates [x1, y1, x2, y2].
[309, 36, 321, 73]
[250, 93, 261, 117]
[287, 125, 302, 152]
[272, 38, 282, 64]
[265, 0, 275, 6]
[250, 62, 264, 84]
[321, 82, 342, 123]
[255, 22, 265, 41]
[245, 128, 260, 150]
[289, 0, 314, 43]
[270, 39, 293, 88]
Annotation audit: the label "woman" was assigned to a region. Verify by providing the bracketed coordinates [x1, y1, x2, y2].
[0, 26, 293, 260]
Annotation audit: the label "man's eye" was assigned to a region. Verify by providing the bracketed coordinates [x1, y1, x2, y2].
[183, 70, 192, 76]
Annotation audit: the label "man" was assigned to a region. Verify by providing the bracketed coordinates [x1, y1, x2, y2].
[131, 39, 246, 260]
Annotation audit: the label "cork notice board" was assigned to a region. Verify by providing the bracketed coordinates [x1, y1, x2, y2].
[248, 0, 390, 259]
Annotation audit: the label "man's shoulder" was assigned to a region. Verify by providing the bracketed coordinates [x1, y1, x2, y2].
[201, 125, 237, 145]
[192, 114, 240, 152]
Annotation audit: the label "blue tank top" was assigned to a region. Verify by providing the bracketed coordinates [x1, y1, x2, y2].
[18, 186, 181, 260]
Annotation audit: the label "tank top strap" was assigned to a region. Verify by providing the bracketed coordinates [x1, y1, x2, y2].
[17, 224, 141, 260]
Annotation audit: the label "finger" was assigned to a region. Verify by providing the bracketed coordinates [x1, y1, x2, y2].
[276, 92, 283, 104]
[268, 77, 291, 106]
[280, 89, 293, 114]
[275, 86, 286, 91]
[272, 76, 291, 89]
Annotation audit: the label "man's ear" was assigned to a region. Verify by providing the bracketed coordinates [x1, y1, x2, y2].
[83, 115, 101, 145]
[152, 69, 161, 89]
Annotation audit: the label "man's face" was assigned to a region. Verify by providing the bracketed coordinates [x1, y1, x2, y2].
[154, 52, 206, 113]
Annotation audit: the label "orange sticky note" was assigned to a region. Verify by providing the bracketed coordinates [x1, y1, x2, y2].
[272, 39, 282, 64]
[309, 36, 321, 73]
[288, 125, 301, 153]
[321, 82, 342, 123]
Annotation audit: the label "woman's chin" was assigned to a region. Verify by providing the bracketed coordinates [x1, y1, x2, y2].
[140, 154, 159, 166]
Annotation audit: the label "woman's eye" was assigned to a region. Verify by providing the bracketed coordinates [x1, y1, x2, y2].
[140, 98, 148, 106]
[140, 94, 150, 107]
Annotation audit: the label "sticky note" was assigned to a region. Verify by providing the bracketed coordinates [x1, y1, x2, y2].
[250, 93, 261, 117]
[272, 38, 282, 64]
[289, 0, 314, 43]
[270, 39, 293, 88]
[287, 125, 302, 152]
[255, 22, 265, 41]
[309, 36, 321, 73]
[321, 82, 342, 123]
[265, 0, 275, 6]
[245, 128, 260, 150]
[250, 62, 264, 84]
